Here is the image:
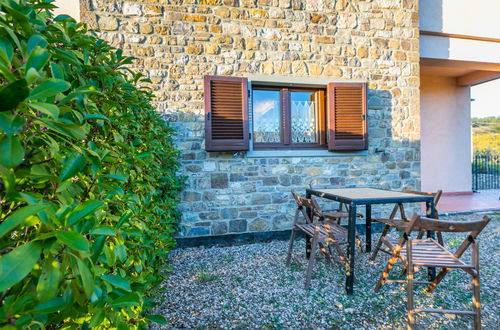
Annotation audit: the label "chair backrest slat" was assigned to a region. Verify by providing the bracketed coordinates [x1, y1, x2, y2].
[291, 191, 324, 224]
[411, 216, 490, 233]
[403, 189, 443, 207]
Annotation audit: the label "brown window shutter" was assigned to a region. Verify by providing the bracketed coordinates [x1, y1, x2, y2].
[327, 82, 368, 151]
[204, 76, 249, 152]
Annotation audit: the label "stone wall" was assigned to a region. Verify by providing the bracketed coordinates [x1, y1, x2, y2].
[80, 0, 422, 237]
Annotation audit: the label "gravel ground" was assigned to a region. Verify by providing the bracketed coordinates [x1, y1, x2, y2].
[152, 213, 499, 329]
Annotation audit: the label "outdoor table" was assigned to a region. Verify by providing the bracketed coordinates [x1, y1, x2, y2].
[305, 187, 438, 294]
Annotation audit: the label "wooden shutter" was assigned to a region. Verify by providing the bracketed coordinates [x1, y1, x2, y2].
[327, 82, 368, 151]
[204, 76, 249, 152]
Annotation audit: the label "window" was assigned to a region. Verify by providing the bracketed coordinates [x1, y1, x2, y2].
[252, 86, 326, 150]
[204, 75, 367, 153]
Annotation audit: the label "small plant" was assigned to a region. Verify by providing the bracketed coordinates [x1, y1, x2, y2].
[195, 271, 218, 283]
[289, 261, 302, 272]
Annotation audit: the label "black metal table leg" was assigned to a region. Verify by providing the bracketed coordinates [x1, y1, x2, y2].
[426, 200, 437, 281]
[365, 204, 372, 252]
[305, 191, 312, 259]
[346, 203, 357, 294]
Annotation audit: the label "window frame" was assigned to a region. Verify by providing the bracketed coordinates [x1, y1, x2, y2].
[251, 85, 327, 151]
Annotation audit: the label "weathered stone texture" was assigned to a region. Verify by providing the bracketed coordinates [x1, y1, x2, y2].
[81, 0, 421, 237]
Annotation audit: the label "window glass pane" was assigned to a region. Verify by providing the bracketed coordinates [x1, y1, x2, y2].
[291, 91, 317, 143]
[253, 90, 281, 143]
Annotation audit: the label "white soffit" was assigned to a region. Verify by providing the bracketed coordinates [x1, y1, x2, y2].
[420, 35, 500, 64]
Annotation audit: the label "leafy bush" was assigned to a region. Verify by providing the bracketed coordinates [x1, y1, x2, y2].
[0, 0, 183, 327]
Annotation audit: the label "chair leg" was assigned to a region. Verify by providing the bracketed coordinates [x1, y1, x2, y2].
[355, 232, 363, 253]
[472, 272, 481, 330]
[304, 233, 319, 289]
[285, 228, 296, 267]
[319, 242, 333, 265]
[472, 242, 481, 330]
[437, 232, 444, 246]
[375, 251, 399, 292]
[370, 224, 391, 260]
[426, 267, 450, 292]
[407, 239, 415, 329]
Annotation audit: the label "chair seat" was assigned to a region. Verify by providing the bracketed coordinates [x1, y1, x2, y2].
[382, 238, 471, 268]
[296, 222, 348, 243]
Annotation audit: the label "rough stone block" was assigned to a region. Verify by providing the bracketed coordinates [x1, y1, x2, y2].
[211, 173, 229, 188]
[251, 193, 271, 205]
[123, 2, 142, 16]
[229, 219, 247, 232]
[98, 16, 118, 31]
[220, 208, 238, 219]
[212, 222, 228, 235]
[248, 218, 270, 231]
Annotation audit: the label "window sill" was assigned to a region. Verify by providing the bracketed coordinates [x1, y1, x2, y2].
[246, 149, 369, 158]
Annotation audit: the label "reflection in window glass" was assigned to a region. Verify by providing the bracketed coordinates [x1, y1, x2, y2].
[253, 90, 281, 143]
[291, 91, 317, 143]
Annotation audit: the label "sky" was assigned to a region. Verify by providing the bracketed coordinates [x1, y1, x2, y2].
[471, 78, 500, 118]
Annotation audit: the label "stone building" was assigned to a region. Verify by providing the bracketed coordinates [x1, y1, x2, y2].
[57, 0, 500, 240]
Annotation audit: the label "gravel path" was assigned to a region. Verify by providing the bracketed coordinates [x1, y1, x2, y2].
[152, 213, 499, 329]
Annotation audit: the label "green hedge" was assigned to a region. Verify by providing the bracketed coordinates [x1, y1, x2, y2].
[0, 0, 183, 327]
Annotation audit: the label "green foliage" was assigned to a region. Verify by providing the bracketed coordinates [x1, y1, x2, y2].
[0, 0, 183, 327]
[472, 116, 500, 155]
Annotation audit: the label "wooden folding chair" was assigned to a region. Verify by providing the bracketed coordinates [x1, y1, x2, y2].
[370, 189, 443, 260]
[309, 183, 364, 251]
[374, 214, 490, 330]
[285, 191, 348, 289]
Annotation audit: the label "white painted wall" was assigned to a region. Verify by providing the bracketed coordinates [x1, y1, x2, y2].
[420, 75, 472, 193]
[52, 0, 80, 21]
[420, 0, 500, 39]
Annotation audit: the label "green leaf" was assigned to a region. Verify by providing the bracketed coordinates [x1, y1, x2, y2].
[34, 297, 65, 313]
[116, 212, 132, 229]
[101, 275, 131, 292]
[89, 225, 116, 236]
[0, 112, 26, 136]
[0, 61, 16, 82]
[0, 204, 48, 239]
[100, 174, 127, 182]
[50, 62, 64, 79]
[66, 200, 104, 226]
[59, 153, 86, 181]
[26, 67, 40, 84]
[0, 135, 24, 168]
[109, 293, 140, 308]
[26, 46, 50, 72]
[0, 241, 42, 291]
[36, 258, 62, 302]
[28, 102, 60, 119]
[76, 258, 93, 298]
[28, 79, 70, 100]
[55, 231, 89, 252]
[88, 308, 105, 327]
[0, 165, 15, 197]
[91, 236, 106, 263]
[145, 315, 168, 325]
[0, 37, 13, 65]
[84, 113, 110, 121]
[37, 118, 87, 139]
[0, 79, 30, 111]
[27, 34, 48, 55]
